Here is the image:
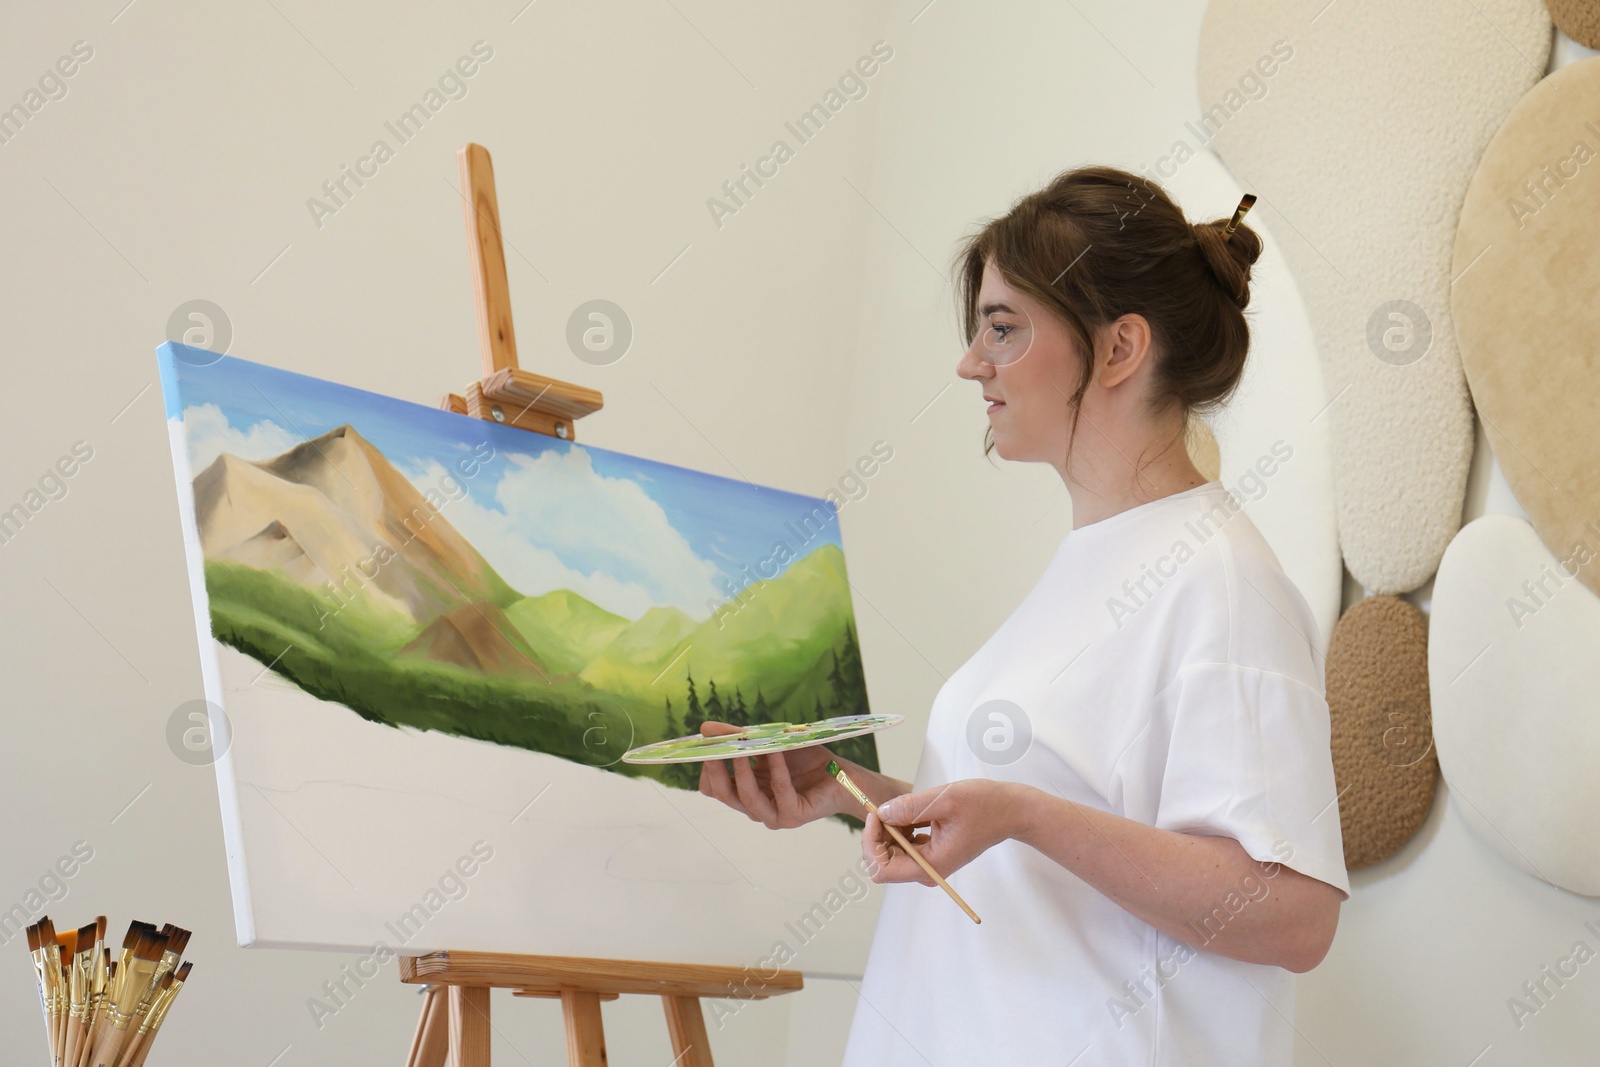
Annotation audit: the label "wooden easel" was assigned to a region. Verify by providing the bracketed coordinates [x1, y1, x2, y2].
[401, 143, 804, 1066]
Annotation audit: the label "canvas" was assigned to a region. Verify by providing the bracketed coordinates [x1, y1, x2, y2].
[156, 342, 886, 977]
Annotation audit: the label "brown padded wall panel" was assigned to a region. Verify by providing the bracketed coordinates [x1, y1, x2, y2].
[1547, 0, 1600, 48]
[1326, 595, 1437, 871]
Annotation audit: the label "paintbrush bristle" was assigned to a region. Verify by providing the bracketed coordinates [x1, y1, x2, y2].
[175, 962, 192, 981]
[134, 930, 168, 963]
[121, 923, 142, 951]
[38, 917, 56, 943]
[57, 928, 77, 955]
[165, 927, 191, 955]
[95, 915, 107, 942]
[26, 922, 40, 953]
[75, 924, 97, 952]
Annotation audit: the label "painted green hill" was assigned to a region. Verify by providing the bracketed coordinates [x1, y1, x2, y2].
[577, 543, 857, 712]
[503, 589, 633, 678]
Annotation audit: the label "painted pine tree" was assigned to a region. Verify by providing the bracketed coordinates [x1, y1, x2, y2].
[683, 668, 704, 733]
[704, 678, 725, 726]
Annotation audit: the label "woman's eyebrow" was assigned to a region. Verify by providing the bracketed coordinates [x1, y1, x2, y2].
[980, 301, 1018, 316]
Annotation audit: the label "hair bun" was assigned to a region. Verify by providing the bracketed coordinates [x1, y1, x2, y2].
[1192, 217, 1262, 309]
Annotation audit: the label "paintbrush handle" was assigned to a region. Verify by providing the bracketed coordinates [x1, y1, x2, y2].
[35, 987, 54, 1067]
[88, 1025, 130, 1067]
[868, 801, 982, 924]
[113, 1030, 146, 1067]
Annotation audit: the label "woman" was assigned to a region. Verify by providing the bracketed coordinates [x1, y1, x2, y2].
[698, 165, 1349, 1066]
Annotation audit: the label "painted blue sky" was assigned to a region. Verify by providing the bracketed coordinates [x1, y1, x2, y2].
[156, 343, 843, 622]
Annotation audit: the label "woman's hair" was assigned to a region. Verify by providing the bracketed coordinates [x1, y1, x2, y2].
[953, 164, 1263, 477]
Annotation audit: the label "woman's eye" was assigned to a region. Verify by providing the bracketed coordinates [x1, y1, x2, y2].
[991, 323, 1012, 341]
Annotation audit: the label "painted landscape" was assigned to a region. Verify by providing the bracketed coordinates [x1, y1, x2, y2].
[160, 348, 879, 821]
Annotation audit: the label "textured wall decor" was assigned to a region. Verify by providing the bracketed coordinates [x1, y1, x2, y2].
[1453, 57, 1600, 599]
[1547, 0, 1600, 48]
[1197, 0, 1550, 595]
[1326, 595, 1437, 870]
[1431, 514, 1600, 897]
[1186, 415, 1222, 482]
[1164, 152, 1341, 651]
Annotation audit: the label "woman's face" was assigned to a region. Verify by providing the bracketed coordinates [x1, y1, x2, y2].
[955, 257, 1088, 467]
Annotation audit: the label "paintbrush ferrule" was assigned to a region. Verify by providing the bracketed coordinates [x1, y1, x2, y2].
[827, 760, 873, 808]
[137, 979, 180, 1036]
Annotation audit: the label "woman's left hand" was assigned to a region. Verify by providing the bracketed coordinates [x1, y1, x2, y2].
[862, 779, 1025, 885]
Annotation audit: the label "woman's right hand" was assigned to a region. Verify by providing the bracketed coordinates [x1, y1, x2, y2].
[697, 720, 850, 828]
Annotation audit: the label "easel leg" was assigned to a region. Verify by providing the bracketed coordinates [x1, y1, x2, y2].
[405, 986, 450, 1067]
[662, 994, 715, 1067]
[561, 989, 608, 1066]
[449, 985, 492, 1067]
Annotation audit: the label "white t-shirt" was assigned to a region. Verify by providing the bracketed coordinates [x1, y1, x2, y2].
[840, 481, 1350, 1067]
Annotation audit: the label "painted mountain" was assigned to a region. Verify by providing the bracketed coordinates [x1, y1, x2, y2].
[162, 348, 878, 806]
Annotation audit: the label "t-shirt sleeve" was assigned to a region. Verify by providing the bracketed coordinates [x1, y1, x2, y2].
[1152, 660, 1351, 900]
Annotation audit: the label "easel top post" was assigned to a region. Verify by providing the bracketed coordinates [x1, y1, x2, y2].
[459, 142, 519, 378]
[446, 142, 603, 440]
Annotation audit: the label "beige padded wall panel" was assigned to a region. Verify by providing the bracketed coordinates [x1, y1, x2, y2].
[1326, 596, 1437, 870]
[1548, 0, 1600, 48]
[1166, 152, 1342, 652]
[1431, 515, 1600, 896]
[1187, 416, 1222, 482]
[1197, 0, 1551, 595]
[1454, 57, 1600, 600]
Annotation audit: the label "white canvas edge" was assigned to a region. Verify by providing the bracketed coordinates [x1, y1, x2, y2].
[164, 411, 260, 948]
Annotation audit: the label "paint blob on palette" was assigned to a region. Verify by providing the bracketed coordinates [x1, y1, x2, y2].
[622, 713, 904, 763]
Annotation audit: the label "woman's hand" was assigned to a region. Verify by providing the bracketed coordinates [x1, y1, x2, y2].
[863, 779, 1024, 885]
[696, 720, 850, 828]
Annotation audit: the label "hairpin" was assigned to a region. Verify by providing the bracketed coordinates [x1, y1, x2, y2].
[1224, 194, 1257, 239]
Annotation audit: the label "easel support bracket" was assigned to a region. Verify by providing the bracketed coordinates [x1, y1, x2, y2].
[441, 142, 603, 442]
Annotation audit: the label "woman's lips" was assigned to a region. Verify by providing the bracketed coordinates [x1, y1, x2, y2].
[987, 401, 1005, 413]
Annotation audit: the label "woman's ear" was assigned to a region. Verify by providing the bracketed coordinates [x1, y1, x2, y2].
[1097, 314, 1153, 389]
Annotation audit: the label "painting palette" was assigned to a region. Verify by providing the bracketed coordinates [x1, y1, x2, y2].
[621, 713, 904, 764]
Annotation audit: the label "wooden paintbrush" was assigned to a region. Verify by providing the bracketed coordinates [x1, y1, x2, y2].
[827, 760, 982, 924]
[64, 923, 97, 1067]
[76, 917, 108, 1067]
[83, 923, 144, 1063]
[54, 925, 78, 1066]
[88, 927, 166, 1067]
[119, 962, 190, 1067]
[38, 918, 67, 1067]
[26, 923, 59, 1067]
[77, 946, 109, 1067]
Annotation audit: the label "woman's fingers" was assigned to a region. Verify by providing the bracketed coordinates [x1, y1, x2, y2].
[729, 753, 779, 826]
[765, 752, 802, 824]
[700, 756, 749, 816]
[862, 810, 942, 884]
[862, 811, 899, 879]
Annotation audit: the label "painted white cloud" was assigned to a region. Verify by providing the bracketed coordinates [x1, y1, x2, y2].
[175, 403, 300, 472]
[401, 446, 726, 623]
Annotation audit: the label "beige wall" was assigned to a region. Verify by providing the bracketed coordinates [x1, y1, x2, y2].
[1, 1, 1593, 1063]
